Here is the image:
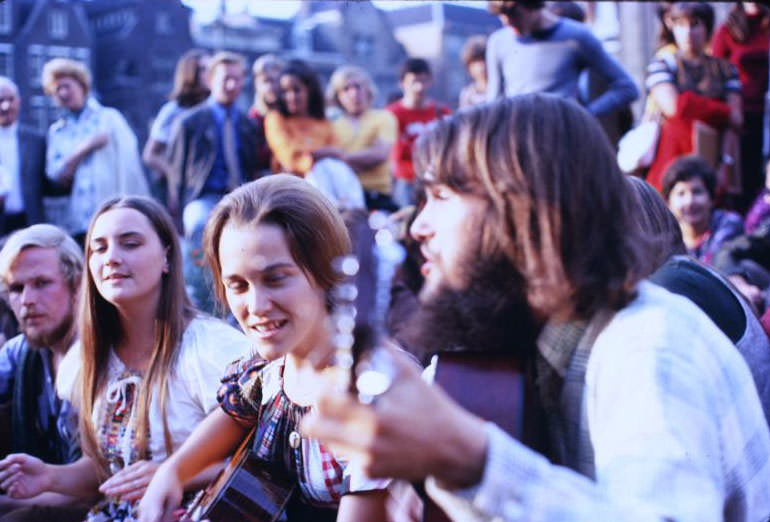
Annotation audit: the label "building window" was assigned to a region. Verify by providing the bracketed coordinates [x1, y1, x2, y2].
[353, 34, 374, 60]
[73, 47, 90, 64]
[155, 12, 171, 34]
[0, 43, 12, 78]
[49, 10, 68, 39]
[0, 1, 11, 34]
[28, 45, 45, 87]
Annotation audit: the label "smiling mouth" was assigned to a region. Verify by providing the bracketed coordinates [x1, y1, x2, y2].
[252, 320, 288, 338]
[105, 274, 130, 282]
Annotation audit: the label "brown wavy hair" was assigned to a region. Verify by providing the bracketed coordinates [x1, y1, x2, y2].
[169, 49, 210, 107]
[725, 2, 770, 43]
[79, 196, 195, 478]
[203, 175, 351, 312]
[413, 94, 650, 321]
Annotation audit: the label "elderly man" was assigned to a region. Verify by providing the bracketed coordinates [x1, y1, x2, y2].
[0, 78, 49, 236]
[0, 224, 87, 520]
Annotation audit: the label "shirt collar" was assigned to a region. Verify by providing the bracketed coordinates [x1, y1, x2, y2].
[63, 97, 100, 122]
[0, 122, 18, 138]
[536, 318, 589, 377]
[207, 96, 235, 122]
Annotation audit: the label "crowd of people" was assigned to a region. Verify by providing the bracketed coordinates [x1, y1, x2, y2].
[0, 1, 767, 521]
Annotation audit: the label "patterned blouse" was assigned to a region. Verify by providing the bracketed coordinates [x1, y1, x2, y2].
[88, 353, 145, 522]
[218, 356, 387, 510]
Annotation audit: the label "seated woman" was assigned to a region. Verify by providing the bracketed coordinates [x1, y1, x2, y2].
[645, 2, 743, 192]
[327, 65, 398, 211]
[264, 60, 364, 210]
[663, 156, 744, 265]
[138, 175, 388, 521]
[0, 196, 250, 521]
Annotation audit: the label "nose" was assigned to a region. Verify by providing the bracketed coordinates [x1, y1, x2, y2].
[20, 285, 37, 306]
[103, 243, 122, 266]
[247, 286, 272, 316]
[410, 204, 432, 243]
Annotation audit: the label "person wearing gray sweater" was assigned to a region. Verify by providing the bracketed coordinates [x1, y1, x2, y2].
[486, 1, 638, 117]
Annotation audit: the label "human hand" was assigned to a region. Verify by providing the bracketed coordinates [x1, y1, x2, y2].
[87, 132, 110, 151]
[301, 349, 488, 488]
[136, 463, 184, 522]
[0, 454, 53, 499]
[100, 459, 161, 503]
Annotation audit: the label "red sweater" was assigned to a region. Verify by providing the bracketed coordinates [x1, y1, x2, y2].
[386, 100, 450, 182]
[647, 92, 732, 191]
[713, 16, 770, 114]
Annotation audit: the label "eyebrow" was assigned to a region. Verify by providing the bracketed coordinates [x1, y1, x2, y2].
[222, 261, 296, 278]
[89, 231, 145, 243]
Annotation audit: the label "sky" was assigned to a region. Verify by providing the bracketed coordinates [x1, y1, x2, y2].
[182, 0, 486, 22]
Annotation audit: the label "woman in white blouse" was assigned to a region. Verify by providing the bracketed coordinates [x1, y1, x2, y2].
[0, 196, 250, 521]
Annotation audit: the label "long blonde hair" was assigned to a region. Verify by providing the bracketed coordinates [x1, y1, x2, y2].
[78, 196, 195, 477]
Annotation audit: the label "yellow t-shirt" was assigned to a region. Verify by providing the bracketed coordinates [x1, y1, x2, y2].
[332, 109, 397, 195]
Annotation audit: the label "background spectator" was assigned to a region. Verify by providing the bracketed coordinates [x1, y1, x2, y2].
[387, 58, 449, 208]
[327, 65, 398, 211]
[645, 2, 743, 194]
[713, 2, 770, 210]
[166, 51, 262, 313]
[663, 155, 744, 265]
[458, 35, 488, 108]
[142, 49, 210, 203]
[485, 0, 638, 116]
[248, 54, 284, 178]
[0, 77, 56, 237]
[42, 58, 149, 244]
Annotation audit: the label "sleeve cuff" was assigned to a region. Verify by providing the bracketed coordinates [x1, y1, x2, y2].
[426, 422, 550, 520]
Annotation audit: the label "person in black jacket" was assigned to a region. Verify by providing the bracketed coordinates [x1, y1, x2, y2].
[0, 77, 65, 236]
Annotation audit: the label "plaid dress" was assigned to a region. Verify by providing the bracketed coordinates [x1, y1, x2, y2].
[218, 356, 386, 510]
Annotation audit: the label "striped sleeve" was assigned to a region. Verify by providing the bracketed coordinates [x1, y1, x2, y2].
[645, 58, 674, 92]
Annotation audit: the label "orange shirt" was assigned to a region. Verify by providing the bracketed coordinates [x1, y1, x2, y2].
[264, 111, 336, 176]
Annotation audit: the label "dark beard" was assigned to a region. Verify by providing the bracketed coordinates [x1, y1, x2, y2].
[401, 254, 540, 364]
[25, 308, 75, 350]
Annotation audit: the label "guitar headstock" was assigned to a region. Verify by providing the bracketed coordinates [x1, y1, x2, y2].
[329, 254, 360, 393]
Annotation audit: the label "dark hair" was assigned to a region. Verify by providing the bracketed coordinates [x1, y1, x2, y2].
[276, 59, 326, 120]
[626, 176, 686, 275]
[657, 2, 675, 47]
[461, 36, 487, 68]
[661, 156, 717, 201]
[725, 2, 770, 43]
[413, 94, 649, 321]
[549, 1, 586, 22]
[668, 2, 715, 38]
[400, 58, 432, 80]
[488, 1, 545, 17]
[169, 49, 210, 107]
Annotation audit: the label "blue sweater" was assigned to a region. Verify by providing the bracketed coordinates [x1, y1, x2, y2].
[486, 18, 638, 116]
